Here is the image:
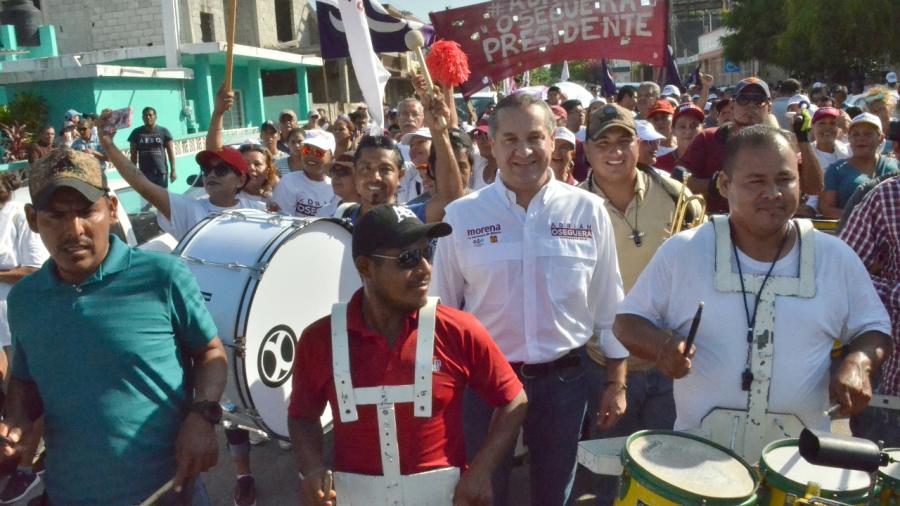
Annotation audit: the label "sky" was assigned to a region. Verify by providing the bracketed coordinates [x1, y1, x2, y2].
[382, 0, 485, 22]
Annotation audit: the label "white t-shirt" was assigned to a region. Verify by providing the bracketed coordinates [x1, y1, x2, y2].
[159, 192, 266, 241]
[0, 201, 49, 346]
[813, 140, 850, 172]
[396, 161, 423, 204]
[471, 155, 493, 191]
[271, 170, 335, 217]
[619, 222, 891, 431]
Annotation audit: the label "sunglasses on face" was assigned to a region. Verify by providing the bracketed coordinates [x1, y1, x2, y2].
[302, 145, 328, 158]
[201, 164, 237, 177]
[735, 95, 768, 107]
[371, 244, 434, 269]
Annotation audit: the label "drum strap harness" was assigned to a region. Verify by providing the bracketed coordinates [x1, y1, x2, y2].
[329, 297, 459, 505]
[702, 216, 817, 463]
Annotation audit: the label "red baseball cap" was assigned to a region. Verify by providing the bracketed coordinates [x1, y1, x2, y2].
[470, 124, 490, 136]
[812, 107, 841, 124]
[673, 103, 706, 125]
[647, 99, 675, 118]
[550, 105, 568, 121]
[196, 147, 248, 176]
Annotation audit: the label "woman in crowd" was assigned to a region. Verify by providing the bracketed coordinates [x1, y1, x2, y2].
[655, 103, 705, 174]
[820, 113, 899, 217]
[238, 144, 280, 204]
[863, 86, 896, 154]
[330, 115, 358, 159]
[276, 128, 306, 175]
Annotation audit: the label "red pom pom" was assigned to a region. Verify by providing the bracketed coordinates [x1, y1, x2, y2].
[426, 39, 471, 87]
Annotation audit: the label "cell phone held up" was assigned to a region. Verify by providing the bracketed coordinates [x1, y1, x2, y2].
[103, 107, 132, 135]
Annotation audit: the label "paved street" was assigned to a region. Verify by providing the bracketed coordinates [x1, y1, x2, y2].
[4, 419, 852, 505]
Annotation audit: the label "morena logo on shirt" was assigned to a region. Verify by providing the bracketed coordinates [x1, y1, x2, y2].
[550, 222, 593, 239]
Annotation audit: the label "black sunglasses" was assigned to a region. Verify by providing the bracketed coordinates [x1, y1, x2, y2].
[371, 244, 434, 269]
[735, 95, 768, 106]
[201, 164, 237, 177]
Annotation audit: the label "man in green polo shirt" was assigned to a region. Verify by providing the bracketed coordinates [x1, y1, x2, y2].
[0, 149, 227, 505]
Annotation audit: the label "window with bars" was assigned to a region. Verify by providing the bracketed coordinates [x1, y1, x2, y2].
[221, 90, 244, 129]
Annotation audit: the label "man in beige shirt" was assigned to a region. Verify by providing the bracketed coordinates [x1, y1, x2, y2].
[578, 103, 702, 505]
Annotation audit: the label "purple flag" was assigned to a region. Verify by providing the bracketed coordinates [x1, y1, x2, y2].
[661, 46, 685, 90]
[315, 0, 435, 60]
[600, 60, 617, 98]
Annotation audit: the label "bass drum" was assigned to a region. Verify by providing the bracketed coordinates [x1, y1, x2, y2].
[175, 210, 360, 439]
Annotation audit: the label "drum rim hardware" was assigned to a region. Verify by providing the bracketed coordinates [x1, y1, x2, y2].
[620, 430, 758, 505]
[759, 438, 872, 502]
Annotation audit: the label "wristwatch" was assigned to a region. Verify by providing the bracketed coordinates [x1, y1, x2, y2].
[190, 400, 223, 425]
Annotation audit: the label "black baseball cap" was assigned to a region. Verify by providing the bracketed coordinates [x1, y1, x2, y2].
[352, 204, 452, 259]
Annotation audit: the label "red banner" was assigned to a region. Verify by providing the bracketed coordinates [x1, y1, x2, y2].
[430, 0, 669, 96]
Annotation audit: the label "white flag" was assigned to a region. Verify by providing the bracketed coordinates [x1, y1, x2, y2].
[336, 0, 390, 134]
[561, 61, 570, 82]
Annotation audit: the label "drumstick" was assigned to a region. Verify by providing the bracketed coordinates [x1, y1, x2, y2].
[223, 0, 238, 92]
[323, 470, 333, 496]
[683, 302, 703, 357]
[404, 30, 447, 129]
[138, 479, 174, 506]
[823, 403, 842, 418]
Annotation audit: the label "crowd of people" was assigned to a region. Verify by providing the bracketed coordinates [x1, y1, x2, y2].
[0, 66, 895, 506]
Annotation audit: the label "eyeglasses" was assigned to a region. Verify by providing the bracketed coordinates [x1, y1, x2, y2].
[735, 95, 768, 107]
[302, 145, 328, 158]
[201, 164, 237, 177]
[370, 245, 434, 269]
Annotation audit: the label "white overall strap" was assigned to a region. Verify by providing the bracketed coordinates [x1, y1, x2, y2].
[376, 403, 403, 501]
[331, 303, 359, 423]
[794, 219, 816, 297]
[413, 297, 439, 418]
[354, 385, 415, 404]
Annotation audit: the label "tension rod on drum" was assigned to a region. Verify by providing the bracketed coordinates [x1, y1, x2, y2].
[222, 413, 269, 439]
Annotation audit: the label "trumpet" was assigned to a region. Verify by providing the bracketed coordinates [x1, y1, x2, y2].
[669, 184, 707, 236]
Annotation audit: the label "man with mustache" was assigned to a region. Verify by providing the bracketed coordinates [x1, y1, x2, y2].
[289, 204, 527, 506]
[337, 79, 464, 225]
[614, 125, 892, 463]
[0, 149, 227, 505]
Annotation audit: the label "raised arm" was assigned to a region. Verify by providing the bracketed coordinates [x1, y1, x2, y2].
[96, 110, 172, 220]
[412, 76, 464, 223]
[206, 84, 234, 152]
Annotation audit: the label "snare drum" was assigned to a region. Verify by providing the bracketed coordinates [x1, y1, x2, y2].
[175, 210, 360, 439]
[615, 430, 758, 506]
[759, 438, 871, 505]
[878, 449, 900, 505]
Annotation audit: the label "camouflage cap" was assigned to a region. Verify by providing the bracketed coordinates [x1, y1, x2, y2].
[587, 103, 636, 140]
[29, 148, 108, 210]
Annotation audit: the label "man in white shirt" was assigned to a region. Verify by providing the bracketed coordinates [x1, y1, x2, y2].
[614, 125, 892, 462]
[431, 93, 628, 506]
[98, 113, 265, 241]
[396, 98, 426, 203]
[272, 131, 336, 217]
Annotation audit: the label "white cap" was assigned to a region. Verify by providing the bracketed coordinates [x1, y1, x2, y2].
[552, 127, 577, 147]
[661, 84, 681, 97]
[635, 120, 665, 142]
[887, 71, 897, 84]
[302, 130, 336, 153]
[788, 94, 811, 106]
[590, 97, 608, 106]
[850, 112, 883, 133]
[399, 127, 432, 145]
[708, 93, 719, 101]
[812, 81, 825, 89]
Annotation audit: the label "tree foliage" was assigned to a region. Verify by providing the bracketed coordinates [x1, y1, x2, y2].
[723, 0, 900, 83]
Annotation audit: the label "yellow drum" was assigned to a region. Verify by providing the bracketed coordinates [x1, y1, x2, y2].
[615, 430, 758, 506]
[878, 448, 900, 505]
[759, 439, 871, 505]
[812, 219, 839, 235]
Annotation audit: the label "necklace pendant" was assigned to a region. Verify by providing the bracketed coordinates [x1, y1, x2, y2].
[632, 231, 644, 247]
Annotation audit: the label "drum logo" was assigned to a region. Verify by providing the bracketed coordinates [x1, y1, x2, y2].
[258, 325, 297, 387]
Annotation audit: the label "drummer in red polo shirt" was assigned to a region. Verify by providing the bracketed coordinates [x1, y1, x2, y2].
[288, 204, 527, 506]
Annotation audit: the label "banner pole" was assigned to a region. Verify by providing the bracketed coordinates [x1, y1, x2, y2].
[224, 0, 238, 92]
